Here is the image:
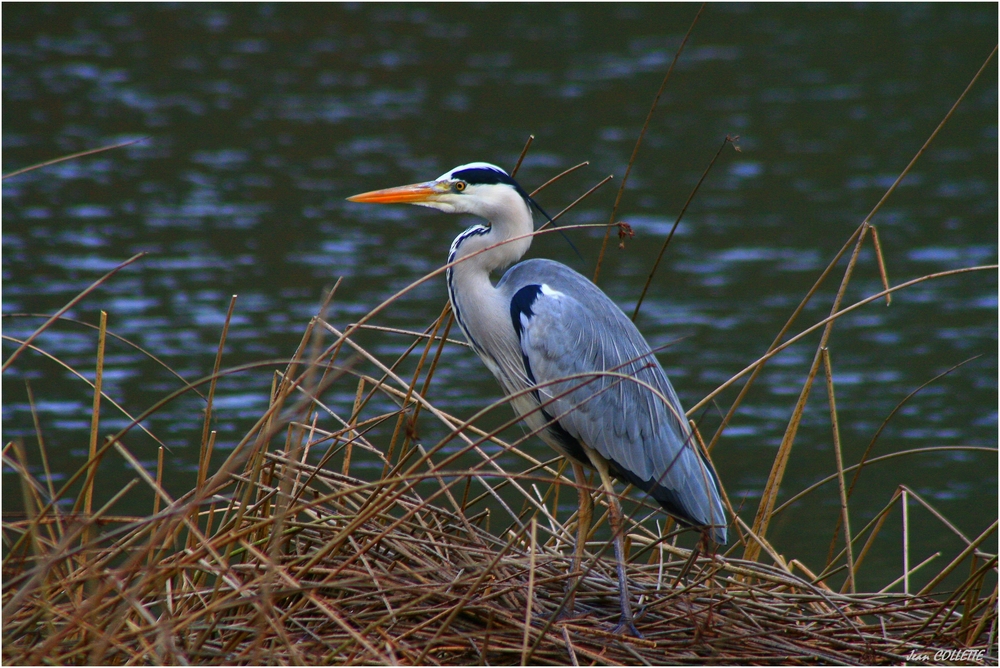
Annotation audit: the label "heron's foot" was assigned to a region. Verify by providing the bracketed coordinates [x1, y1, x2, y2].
[611, 615, 644, 638]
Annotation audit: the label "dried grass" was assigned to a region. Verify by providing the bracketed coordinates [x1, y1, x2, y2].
[2, 437, 994, 665]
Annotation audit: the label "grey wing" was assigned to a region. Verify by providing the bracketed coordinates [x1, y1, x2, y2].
[506, 262, 726, 543]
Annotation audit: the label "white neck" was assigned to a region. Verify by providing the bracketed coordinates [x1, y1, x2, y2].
[446, 185, 533, 365]
[447, 185, 533, 276]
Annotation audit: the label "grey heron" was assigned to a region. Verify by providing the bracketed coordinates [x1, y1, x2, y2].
[348, 162, 726, 636]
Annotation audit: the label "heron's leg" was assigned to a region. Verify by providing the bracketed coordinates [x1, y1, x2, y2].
[583, 447, 642, 638]
[563, 460, 591, 617]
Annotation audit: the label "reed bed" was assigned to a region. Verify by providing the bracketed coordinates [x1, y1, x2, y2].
[2, 429, 995, 665]
[3, 27, 997, 666]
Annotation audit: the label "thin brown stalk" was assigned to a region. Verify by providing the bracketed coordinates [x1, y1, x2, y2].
[826, 357, 982, 558]
[153, 446, 164, 517]
[350, 322, 468, 347]
[2, 137, 147, 180]
[903, 488, 911, 595]
[82, 311, 108, 541]
[703, 225, 865, 457]
[200, 296, 238, 471]
[632, 133, 739, 321]
[26, 381, 63, 539]
[404, 308, 457, 459]
[744, 226, 869, 564]
[869, 225, 892, 306]
[690, 264, 996, 416]
[522, 518, 538, 666]
[2, 253, 146, 372]
[344, 378, 365, 476]
[529, 161, 589, 197]
[821, 348, 855, 593]
[538, 174, 614, 231]
[594, 3, 706, 283]
[844, 490, 900, 586]
[383, 302, 451, 474]
[3, 313, 207, 398]
[773, 445, 995, 519]
[511, 135, 534, 177]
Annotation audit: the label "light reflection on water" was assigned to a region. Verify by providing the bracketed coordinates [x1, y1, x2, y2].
[2, 4, 996, 589]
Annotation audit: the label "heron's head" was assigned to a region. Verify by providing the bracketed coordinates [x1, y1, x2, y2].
[347, 162, 534, 220]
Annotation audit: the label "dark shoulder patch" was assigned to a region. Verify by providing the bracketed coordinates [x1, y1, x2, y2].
[509, 284, 543, 339]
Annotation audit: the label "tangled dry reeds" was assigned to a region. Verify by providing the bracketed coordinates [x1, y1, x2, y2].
[2, 434, 995, 665]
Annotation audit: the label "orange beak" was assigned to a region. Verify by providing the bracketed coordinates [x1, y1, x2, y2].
[346, 181, 441, 204]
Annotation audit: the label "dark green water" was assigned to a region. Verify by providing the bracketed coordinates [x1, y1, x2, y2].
[3, 4, 996, 592]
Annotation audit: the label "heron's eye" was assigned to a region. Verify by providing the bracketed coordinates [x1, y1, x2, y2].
[454, 181, 467, 192]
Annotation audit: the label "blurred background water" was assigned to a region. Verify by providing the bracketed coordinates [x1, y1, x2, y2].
[3, 4, 996, 591]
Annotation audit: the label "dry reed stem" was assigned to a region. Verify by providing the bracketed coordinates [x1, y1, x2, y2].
[1, 333, 170, 450]
[632, 134, 739, 321]
[593, 3, 705, 283]
[1, 136, 146, 181]
[745, 224, 870, 564]
[820, 348, 855, 594]
[4, 311, 209, 398]
[1, 253, 146, 373]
